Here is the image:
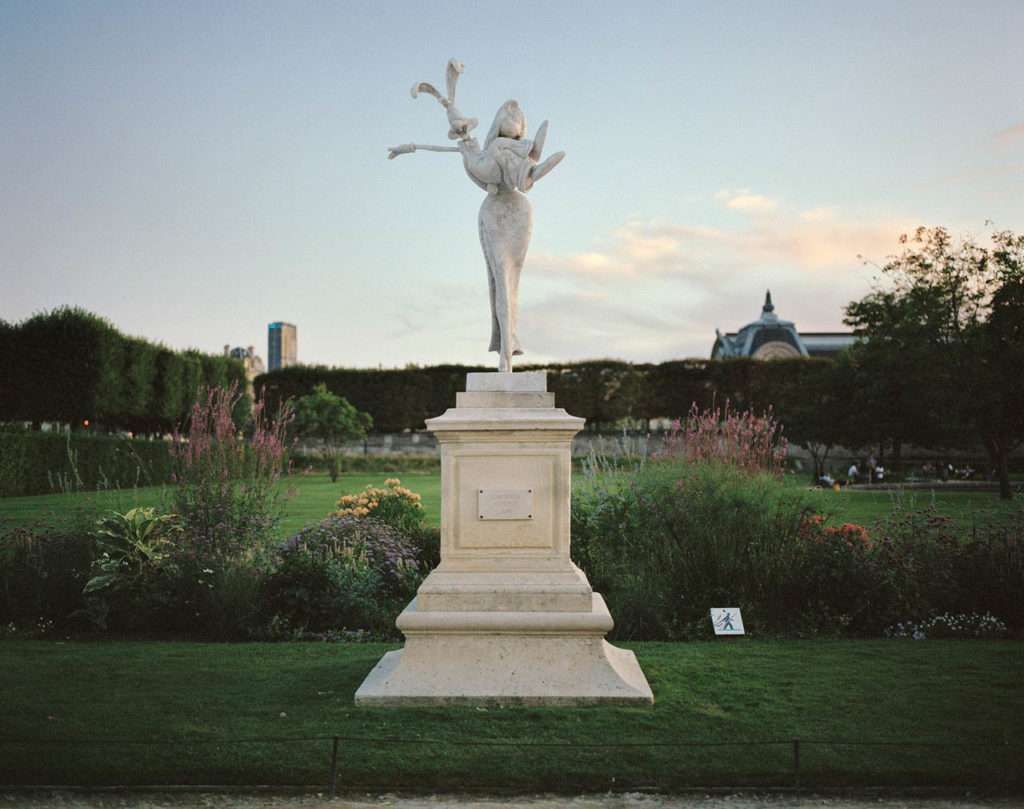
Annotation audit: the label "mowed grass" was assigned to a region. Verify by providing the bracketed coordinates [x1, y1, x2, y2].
[1, 639, 1021, 790]
[798, 483, 1022, 530]
[0, 473, 443, 539]
[1, 470, 1018, 540]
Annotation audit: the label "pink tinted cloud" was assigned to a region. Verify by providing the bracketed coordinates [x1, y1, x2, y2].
[993, 123, 1024, 143]
[533, 193, 912, 284]
[518, 192, 918, 360]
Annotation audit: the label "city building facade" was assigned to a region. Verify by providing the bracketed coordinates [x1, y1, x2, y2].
[267, 322, 297, 371]
[712, 291, 856, 360]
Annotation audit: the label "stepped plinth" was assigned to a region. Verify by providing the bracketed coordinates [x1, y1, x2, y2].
[354, 372, 653, 706]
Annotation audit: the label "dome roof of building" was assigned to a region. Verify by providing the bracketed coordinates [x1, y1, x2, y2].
[712, 291, 857, 359]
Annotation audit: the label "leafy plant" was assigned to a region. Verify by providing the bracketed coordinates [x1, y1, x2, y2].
[84, 507, 176, 596]
[262, 514, 427, 636]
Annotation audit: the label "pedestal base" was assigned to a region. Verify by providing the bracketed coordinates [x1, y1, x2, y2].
[354, 595, 653, 706]
[353, 372, 653, 707]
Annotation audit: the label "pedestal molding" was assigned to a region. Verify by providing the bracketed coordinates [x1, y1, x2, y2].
[354, 373, 654, 706]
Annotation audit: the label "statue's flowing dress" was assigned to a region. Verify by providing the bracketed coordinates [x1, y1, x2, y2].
[461, 137, 537, 369]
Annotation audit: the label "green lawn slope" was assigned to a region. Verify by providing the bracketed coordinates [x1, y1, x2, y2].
[1, 639, 1020, 790]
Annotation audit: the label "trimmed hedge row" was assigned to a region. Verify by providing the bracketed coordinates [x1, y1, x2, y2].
[0, 306, 247, 433]
[0, 431, 173, 497]
[255, 358, 838, 435]
[301, 454, 441, 474]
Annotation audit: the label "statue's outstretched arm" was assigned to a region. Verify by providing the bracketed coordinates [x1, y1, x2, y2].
[387, 143, 461, 160]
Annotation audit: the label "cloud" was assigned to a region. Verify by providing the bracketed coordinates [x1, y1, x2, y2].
[519, 292, 699, 363]
[800, 207, 839, 222]
[535, 191, 909, 283]
[714, 188, 780, 215]
[516, 190, 915, 361]
[920, 163, 1024, 188]
[993, 123, 1024, 144]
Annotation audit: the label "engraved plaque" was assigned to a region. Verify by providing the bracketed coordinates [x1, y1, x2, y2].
[478, 488, 534, 521]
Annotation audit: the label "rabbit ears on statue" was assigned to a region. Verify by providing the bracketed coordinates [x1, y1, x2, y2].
[411, 58, 463, 105]
[410, 58, 478, 141]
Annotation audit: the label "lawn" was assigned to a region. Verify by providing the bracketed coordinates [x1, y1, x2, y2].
[798, 483, 1022, 530]
[1, 470, 1018, 541]
[0, 472, 443, 539]
[0, 639, 1020, 790]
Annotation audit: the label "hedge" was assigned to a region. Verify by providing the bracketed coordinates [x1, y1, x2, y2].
[0, 307, 248, 433]
[0, 431, 174, 497]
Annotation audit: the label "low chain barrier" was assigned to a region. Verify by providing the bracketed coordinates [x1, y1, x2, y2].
[2, 734, 1022, 796]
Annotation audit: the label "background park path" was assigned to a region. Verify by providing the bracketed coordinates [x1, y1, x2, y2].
[2, 793, 1020, 809]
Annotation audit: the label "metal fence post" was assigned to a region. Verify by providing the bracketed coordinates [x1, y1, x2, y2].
[329, 734, 340, 799]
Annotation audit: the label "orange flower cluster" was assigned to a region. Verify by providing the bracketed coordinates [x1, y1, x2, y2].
[799, 513, 872, 549]
[335, 478, 422, 520]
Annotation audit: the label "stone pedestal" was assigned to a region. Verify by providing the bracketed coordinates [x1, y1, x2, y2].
[354, 372, 653, 706]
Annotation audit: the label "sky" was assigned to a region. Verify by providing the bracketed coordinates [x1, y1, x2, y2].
[2, 0, 1023, 370]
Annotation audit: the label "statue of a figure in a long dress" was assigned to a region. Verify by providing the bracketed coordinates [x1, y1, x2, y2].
[389, 59, 565, 372]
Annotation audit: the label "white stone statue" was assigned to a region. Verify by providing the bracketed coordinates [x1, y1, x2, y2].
[389, 59, 565, 372]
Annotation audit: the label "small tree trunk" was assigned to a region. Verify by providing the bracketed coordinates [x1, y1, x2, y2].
[982, 432, 1015, 501]
[992, 447, 1013, 501]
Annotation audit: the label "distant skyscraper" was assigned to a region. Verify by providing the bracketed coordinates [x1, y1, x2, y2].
[267, 322, 297, 371]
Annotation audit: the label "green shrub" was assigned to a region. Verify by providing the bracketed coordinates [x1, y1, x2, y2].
[79, 507, 179, 631]
[957, 518, 1024, 633]
[870, 506, 1024, 634]
[0, 525, 94, 633]
[334, 477, 441, 569]
[103, 383, 297, 639]
[572, 458, 811, 640]
[261, 515, 427, 636]
[84, 507, 176, 596]
[572, 455, 1024, 639]
[0, 430, 173, 497]
[790, 515, 897, 636]
[72, 384, 297, 639]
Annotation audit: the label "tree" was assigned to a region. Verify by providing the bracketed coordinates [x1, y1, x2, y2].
[291, 384, 373, 481]
[845, 226, 1024, 498]
[8, 307, 122, 429]
[843, 286, 961, 471]
[756, 356, 863, 482]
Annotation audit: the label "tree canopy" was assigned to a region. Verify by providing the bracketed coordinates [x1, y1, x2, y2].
[291, 383, 373, 481]
[844, 226, 1024, 498]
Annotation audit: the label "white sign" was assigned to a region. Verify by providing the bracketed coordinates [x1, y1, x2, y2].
[478, 488, 534, 520]
[710, 608, 744, 635]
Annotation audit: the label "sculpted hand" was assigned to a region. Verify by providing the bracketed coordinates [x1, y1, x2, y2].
[388, 143, 416, 159]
